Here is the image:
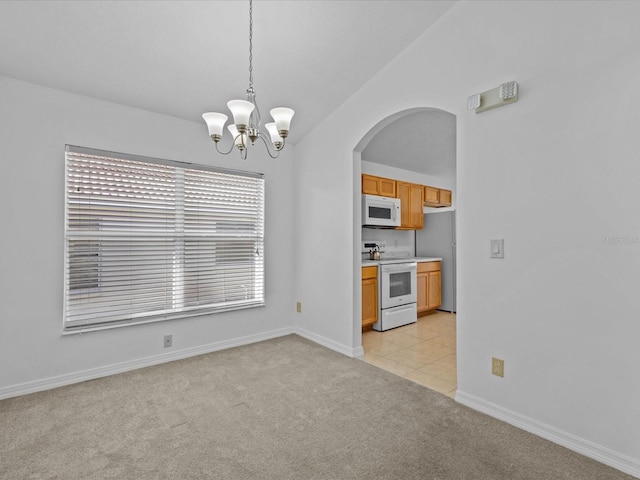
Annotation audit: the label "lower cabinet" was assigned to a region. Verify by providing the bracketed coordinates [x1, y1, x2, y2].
[361, 266, 378, 327]
[417, 261, 442, 314]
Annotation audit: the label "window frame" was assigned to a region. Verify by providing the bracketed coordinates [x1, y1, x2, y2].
[63, 145, 265, 334]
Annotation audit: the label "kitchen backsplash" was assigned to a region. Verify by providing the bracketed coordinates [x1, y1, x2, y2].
[362, 227, 415, 259]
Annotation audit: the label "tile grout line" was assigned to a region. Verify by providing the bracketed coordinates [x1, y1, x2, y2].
[362, 312, 457, 397]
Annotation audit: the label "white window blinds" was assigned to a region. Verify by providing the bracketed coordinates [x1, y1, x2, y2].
[64, 145, 265, 332]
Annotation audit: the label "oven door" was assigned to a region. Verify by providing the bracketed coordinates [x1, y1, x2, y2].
[380, 262, 417, 309]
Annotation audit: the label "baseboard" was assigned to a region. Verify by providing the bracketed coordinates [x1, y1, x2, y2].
[294, 326, 363, 358]
[0, 327, 295, 401]
[455, 390, 640, 479]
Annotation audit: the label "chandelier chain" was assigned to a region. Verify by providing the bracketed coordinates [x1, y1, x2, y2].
[248, 0, 253, 90]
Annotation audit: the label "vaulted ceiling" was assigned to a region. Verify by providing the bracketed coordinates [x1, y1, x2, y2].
[0, 0, 456, 145]
[362, 109, 456, 178]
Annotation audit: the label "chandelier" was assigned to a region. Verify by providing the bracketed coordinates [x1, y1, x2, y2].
[202, 0, 294, 159]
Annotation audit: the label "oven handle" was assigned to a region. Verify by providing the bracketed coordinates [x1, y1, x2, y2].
[381, 262, 417, 273]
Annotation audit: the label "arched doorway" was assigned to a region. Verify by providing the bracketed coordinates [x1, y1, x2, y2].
[353, 107, 457, 397]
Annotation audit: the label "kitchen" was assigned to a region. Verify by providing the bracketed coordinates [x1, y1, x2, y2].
[358, 109, 457, 396]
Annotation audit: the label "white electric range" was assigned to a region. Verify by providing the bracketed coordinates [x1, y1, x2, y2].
[362, 241, 440, 331]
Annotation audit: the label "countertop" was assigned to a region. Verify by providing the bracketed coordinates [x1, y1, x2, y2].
[362, 256, 442, 267]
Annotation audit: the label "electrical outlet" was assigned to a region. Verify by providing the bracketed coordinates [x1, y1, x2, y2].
[492, 357, 504, 377]
[296, 302, 302, 313]
[164, 335, 172, 348]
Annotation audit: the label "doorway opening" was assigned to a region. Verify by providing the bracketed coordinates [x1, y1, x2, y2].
[353, 107, 457, 398]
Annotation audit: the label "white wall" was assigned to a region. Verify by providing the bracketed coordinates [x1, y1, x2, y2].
[0, 75, 295, 397]
[294, 1, 640, 476]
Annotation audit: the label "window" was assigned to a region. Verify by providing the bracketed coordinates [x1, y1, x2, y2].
[64, 145, 265, 332]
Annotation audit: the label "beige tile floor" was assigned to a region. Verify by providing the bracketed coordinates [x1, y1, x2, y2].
[362, 311, 457, 398]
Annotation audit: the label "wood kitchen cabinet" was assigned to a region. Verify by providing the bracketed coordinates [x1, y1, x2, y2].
[396, 181, 424, 230]
[362, 174, 396, 197]
[424, 186, 452, 207]
[439, 189, 452, 206]
[424, 186, 440, 205]
[361, 266, 378, 328]
[363, 174, 451, 210]
[417, 261, 442, 314]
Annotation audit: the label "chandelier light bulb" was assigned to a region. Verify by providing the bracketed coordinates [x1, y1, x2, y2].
[270, 108, 295, 138]
[265, 122, 283, 148]
[227, 99, 255, 132]
[228, 124, 246, 151]
[202, 112, 228, 141]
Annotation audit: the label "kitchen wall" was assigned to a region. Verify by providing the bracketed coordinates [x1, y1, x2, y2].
[0, 75, 295, 398]
[294, 1, 640, 477]
[361, 228, 414, 259]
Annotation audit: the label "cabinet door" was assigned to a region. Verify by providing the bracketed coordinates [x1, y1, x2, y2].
[397, 182, 424, 229]
[427, 270, 442, 310]
[362, 278, 378, 326]
[396, 182, 410, 228]
[410, 183, 424, 229]
[379, 178, 396, 197]
[362, 174, 380, 195]
[362, 174, 396, 197]
[439, 189, 452, 206]
[424, 186, 440, 205]
[417, 271, 429, 314]
[418, 262, 441, 313]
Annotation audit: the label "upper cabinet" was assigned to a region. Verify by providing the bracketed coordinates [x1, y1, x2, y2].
[423, 186, 452, 208]
[424, 186, 440, 205]
[396, 182, 424, 230]
[439, 189, 452, 206]
[361, 174, 452, 229]
[362, 174, 396, 197]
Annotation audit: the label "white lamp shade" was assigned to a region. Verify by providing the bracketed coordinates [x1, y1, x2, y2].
[227, 124, 245, 147]
[270, 107, 295, 132]
[227, 99, 255, 127]
[202, 112, 228, 137]
[265, 122, 283, 144]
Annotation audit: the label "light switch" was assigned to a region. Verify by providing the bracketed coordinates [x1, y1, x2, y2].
[490, 239, 504, 259]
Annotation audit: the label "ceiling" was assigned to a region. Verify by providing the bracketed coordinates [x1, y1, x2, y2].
[0, 0, 456, 145]
[362, 109, 456, 177]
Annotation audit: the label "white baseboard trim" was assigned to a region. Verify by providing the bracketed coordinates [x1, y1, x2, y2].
[0, 327, 295, 401]
[456, 390, 640, 479]
[294, 326, 362, 358]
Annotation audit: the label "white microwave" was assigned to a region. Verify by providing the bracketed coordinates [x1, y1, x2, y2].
[362, 194, 401, 227]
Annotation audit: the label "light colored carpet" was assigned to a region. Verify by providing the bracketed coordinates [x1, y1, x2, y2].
[0, 335, 633, 479]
